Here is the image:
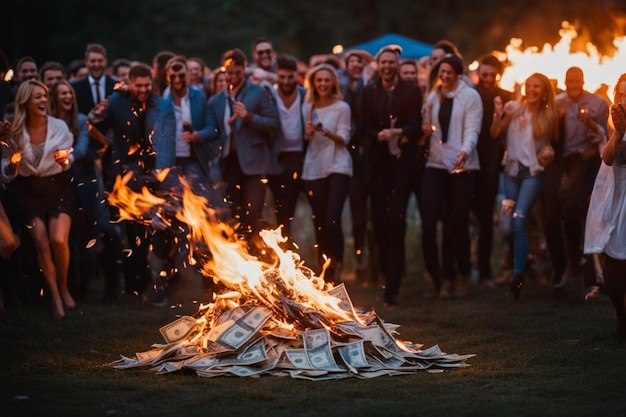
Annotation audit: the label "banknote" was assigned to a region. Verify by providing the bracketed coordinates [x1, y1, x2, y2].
[210, 306, 271, 350]
[303, 328, 342, 371]
[159, 316, 197, 344]
[338, 341, 369, 369]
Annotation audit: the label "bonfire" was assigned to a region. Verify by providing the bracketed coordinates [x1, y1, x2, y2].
[107, 170, 474, 379]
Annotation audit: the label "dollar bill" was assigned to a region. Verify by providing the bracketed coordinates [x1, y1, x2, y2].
[212, 306, 271, 350]
[216, 340, 268, 367]
[338, 341, 369, 369]
[285, 349, 312, 369]
[327, 283, 358, 318]
[303, 328, 342, 371]
[159, 316, 197, 344]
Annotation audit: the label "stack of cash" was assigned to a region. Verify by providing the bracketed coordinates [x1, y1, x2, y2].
[111, 284, 475, 380]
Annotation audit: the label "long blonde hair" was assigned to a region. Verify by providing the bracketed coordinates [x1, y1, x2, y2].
[49, 80, 79, 140]
[8, 80, 49, 152]
[524, 73, 558, 143]
[304, 63, 343, 104]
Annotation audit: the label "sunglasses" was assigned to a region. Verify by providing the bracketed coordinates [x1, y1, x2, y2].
[256, 49, 272, 56]
[169, 72, 186, 81]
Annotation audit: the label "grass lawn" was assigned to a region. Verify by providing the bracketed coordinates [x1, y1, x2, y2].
[1, 198, 624, 417]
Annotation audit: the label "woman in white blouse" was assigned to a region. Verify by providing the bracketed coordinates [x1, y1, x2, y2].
[1, 80, 76, 319]
[301, 63, 352, 284]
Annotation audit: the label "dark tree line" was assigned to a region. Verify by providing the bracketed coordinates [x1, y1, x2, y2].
[1, 0, 625, 72]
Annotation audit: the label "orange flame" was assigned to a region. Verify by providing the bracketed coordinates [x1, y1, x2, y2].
[496, 21, 625, 100]
[108, 172, 361, 330]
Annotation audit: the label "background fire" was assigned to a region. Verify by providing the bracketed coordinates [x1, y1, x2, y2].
[488, 21, 625, 100]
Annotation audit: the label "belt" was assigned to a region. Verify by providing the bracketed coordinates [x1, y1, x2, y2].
[176, 156, 197, 165]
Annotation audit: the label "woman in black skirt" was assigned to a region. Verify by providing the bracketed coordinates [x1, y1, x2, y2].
[1, 80, 76, 319]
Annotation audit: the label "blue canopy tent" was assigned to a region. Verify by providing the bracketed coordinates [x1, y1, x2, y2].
[345, 33, 433, 60]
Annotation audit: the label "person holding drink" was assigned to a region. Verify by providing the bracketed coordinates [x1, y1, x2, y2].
[0, 80, 76, 319]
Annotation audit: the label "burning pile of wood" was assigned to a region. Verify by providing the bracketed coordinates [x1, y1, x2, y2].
[108, 170, 474, 379]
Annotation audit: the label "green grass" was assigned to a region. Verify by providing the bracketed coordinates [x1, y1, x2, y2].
[1, 264, 623, 417]
[1, 199, 624, 417]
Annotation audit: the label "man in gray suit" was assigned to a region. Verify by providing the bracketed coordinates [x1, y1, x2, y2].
[206, 48, 281, 240]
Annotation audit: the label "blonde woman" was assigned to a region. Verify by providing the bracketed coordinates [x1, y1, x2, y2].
[1, 80, 76, 319]
[302, 64, 352, 283]
[492, 72, 558, 299]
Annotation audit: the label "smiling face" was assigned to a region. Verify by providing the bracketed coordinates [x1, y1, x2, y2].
[224, 62, 245, 91]
[55, 83, 74, 113]
[346, 55, 364, 80]
[477, 64, 498, 92]
[438, 62, 458, 90]
[167, 62, 187, 94]
[565, 69, 584, 101]
[377, 51, 398, 84]
[399, 63, 418, 86]
[42, 69, 65, 89]
[524, 75, 547, 107]
[128, 75, 152, 103]
[86, 51, 107, 79]
[213, 72, 227, 94]
[17, 61, 38, 83]
[313, 69, 334, 99]
[253, 41, 274, 71]
[27, 86, 48, 118]
[277, 68, 297, 96]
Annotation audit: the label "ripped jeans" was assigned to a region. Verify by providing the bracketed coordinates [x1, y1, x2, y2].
[502, 165, 545, 275]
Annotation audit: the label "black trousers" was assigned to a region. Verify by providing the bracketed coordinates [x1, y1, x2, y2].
[304, 173, 350, 282]
[224, 152, 269, 234]
[420, 168, 476, 288]
[370, 165, 422, 299]
[543, 153, 600, 282]
[471, 168, 499, 280]
[268, 151, 304, 238]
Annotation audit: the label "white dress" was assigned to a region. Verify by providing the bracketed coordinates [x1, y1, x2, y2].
[585, 160, 626, 260]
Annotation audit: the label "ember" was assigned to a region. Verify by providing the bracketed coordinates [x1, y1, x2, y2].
[108, 172, 474, 379]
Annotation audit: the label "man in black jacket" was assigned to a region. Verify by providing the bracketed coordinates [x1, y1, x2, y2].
[360, 45, 423, 306]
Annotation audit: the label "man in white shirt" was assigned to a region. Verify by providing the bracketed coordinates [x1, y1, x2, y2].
[268, 54, 306, 239]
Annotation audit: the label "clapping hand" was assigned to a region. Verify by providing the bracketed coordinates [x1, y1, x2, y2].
[611, 103, 626, 137]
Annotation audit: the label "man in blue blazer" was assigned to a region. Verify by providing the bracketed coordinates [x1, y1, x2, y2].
[89, 62, 176, 296]
[162, 56, 216, 191]
[90, 63, 176, 180]
[206, 48, 281, 238]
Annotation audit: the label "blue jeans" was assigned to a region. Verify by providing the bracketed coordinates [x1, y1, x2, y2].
[503, 166, 544, 275]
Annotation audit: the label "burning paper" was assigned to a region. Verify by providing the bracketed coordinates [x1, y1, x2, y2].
[107, 171, 474, 379]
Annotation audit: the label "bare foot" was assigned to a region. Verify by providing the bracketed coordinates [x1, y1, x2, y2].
[53, 296, 65, 320]
[61, 292, 76, 310]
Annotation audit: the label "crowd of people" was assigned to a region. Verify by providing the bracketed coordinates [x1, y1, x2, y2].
[0, 37, 625, 341]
